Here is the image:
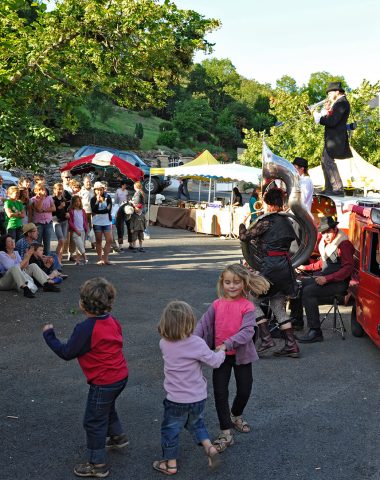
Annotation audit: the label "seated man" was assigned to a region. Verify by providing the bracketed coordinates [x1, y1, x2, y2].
[289, 216, 354, 343]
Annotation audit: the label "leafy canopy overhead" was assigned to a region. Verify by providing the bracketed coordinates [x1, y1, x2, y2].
[0, 0, 220, 169]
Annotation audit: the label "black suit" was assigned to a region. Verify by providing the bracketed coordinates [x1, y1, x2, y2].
[319, 95, 352, 192]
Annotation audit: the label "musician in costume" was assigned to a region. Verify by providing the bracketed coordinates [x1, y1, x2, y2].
[239, 188, 300, 358]
[313, 81, 352, 196]
[289, 216, 354, 343]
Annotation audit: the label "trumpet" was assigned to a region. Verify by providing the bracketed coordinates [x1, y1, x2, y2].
[307, 99, 327, 112]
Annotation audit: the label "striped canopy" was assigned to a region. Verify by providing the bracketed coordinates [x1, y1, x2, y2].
[61, 150, 143, 182]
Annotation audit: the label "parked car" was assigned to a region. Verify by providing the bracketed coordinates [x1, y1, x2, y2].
[73, 145, 170, 194]
[0, 170, 19, 189]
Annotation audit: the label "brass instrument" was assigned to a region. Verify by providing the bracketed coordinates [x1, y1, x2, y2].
[307, 99, 326, 112]
[241, 145, 317, 269]
[253, 200, 263, 212]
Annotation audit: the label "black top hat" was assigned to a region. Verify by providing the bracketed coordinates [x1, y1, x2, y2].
[318, 216, 339, 233]
[293, 157, 308, 170]
[326, 81, 345, 93]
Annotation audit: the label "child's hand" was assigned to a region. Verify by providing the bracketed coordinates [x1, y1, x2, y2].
[43, 323, 54, 332]
[215, 344, 226, 352]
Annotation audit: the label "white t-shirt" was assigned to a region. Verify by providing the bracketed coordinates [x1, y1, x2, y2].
[300, 175, 314, 212]
[115, 188, 128, 205]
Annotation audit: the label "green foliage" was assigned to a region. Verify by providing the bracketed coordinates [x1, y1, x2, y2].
[159, 121, 174, 132]
[134, 122, 144, 140]
[156, 130, 178, 148]
[173, 98, 214, 142]
[138, 110, 153, 118]
[0, 0, 220, 169]
[63, 127, 140, 150]
[242, 79, 380, 169]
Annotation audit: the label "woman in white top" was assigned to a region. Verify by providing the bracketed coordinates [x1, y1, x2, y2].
[115, 180, 129, 206]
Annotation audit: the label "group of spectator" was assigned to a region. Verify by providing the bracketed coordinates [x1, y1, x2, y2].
[0, 170, 147, 297]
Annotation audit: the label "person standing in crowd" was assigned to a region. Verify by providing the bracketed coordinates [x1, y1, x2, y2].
[131, 181, 145, 206]
[30, 184, 56, 255]
[68, 195, 88, 265]
[115, 180, 129, 206]
[289, 216, 354, 342]
[292, 157, 314, 212]
[177, 178, 190, 201]
[232, 186, 243, 207]
[248, 185, 261, 223]
[313, 81, 352, 196]
[239, 188, 301, 358]
[61, 171, 73, 194]
[129, 204, 147, 252]
[0, 175, 7, 235]
[18, 176, 32, 197]
[52, 182, 70, 265]
[79, 176, 95, 249]
[18, 188, 30, 225]
[43, 277, 128, 478]
[153, 300, 225, 475]
[91, 182, 113, 265]
[4, 186, 24, 241]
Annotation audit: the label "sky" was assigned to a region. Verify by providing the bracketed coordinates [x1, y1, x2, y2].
[175, 0, 380, 89]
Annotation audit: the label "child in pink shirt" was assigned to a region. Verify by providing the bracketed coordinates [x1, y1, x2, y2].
[153, 301, 225, 475]
[195, 264, 269, 453]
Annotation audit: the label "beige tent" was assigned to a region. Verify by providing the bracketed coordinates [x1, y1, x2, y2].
[309, 147, 380, 190]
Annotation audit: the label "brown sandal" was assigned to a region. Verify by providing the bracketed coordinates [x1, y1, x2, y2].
[152, 460, 177, 476]
[231, 414, 251, 433]
[212, 432, 234, 452]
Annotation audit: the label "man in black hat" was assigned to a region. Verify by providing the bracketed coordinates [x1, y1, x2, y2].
[288, 216, 354, 342]
[293, 157, 314, 212]
[313, 81, 352, 196]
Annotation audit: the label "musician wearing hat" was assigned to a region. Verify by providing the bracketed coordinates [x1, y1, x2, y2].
[293, 157, 314, 212]
[289, 216, 354, 343]
[313, 81, 352, 196]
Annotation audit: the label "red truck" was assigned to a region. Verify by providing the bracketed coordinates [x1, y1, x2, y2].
[347, 203, 380, 348]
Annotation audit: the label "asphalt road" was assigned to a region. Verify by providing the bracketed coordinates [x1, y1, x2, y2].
[0, 226, 379, 480]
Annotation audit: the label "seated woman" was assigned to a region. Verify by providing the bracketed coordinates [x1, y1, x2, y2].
[0, 234, 60, 298]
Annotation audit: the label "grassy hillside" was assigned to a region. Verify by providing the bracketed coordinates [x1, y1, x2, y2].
[86, 106, 163, 150]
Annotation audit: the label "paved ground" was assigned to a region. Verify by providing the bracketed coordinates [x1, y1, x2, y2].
[0, 226, 379, 480]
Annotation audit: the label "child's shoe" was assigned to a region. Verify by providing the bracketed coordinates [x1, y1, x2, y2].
[73, 462, 109, 478]
[212, 432, 234, 452]
[106, 434, 129, 450]
[52, 277, 63, 284]
[138, 247, 146, 252]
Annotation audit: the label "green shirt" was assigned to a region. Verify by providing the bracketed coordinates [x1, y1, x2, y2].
[4, 199, 24, 229]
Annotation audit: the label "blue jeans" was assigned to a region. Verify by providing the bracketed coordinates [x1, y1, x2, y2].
[83, 377, 128, 464]
[36, 221, 53, 255]
[161, 398, 209, 460]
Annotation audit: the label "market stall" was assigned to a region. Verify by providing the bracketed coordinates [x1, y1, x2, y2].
[147, 162, 261, 237]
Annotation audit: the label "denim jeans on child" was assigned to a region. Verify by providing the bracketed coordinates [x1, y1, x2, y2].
[161, 398, 209, 460]
[83, 377, 128, 464]
[212, 355, 253, 431]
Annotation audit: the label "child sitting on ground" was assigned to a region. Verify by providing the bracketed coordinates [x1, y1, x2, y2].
[129, 203, 147, 252]
[29, 242, 63, 284]
[43, 277, 129, 478]
[153, 300, 225, 475]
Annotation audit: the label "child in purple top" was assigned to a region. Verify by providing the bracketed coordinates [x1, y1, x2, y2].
[195, 264, 269, 453]
[153, 301, 225, 476]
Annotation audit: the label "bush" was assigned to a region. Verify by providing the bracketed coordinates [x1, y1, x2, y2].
[138, 110, 152, 118]
[179, 148, 196, 157]
[159, 121, 174, 132]
[134, 122, 144, 139]
[62, 127, 140, 150]
[156, 130, 178, 148]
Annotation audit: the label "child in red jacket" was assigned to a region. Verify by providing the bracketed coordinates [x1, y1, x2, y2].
[43, 277, 129, 478]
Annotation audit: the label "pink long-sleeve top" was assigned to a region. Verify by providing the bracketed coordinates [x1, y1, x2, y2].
[159, 334, 225, 403]
[31, 196, 54, 224]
